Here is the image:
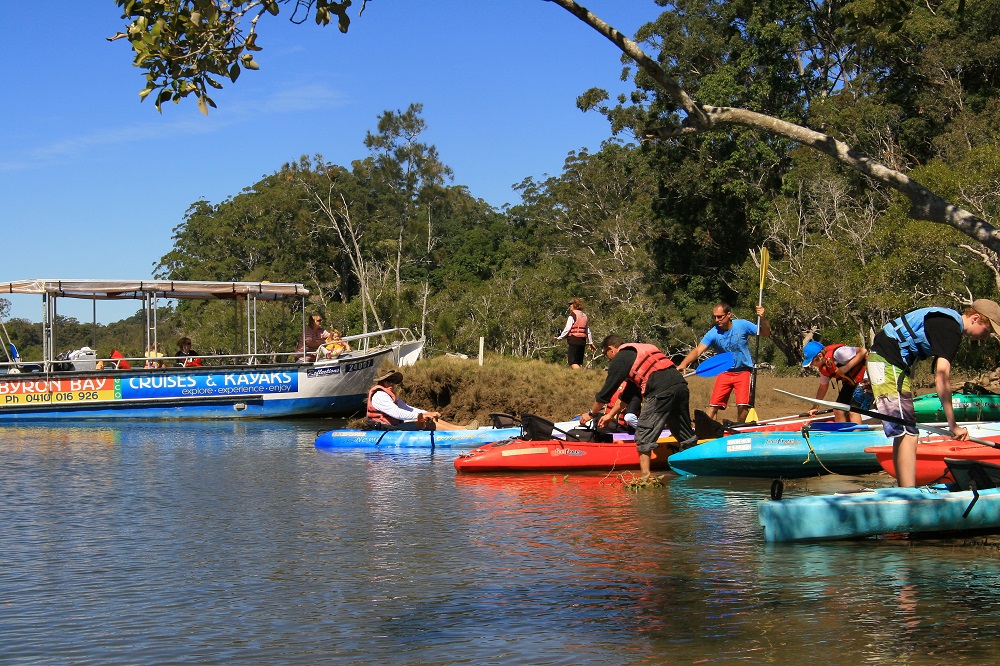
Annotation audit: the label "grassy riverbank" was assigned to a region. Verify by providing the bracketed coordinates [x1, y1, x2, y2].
[383, 355, 826, 425]
[381, 354, 979, 426]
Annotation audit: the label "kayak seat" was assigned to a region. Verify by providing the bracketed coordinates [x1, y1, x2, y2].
[488, 412, 518, 429]
[944, 458, 1000, 491]
[694, 409, 728, 440]
[521, 413, 561, 441]
[961, 382, 999, 396]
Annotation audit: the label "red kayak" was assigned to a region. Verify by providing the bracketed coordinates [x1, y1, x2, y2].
[453, 436, 674, 473]
[865, 437, 1000, 485]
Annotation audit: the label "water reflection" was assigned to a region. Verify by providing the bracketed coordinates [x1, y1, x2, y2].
[3, 426, 1000, 663]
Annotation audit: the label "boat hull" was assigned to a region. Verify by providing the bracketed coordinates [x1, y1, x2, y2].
[454, 437, 673, 473]
[866, 438, 1000, 485]
[913, 391, 1000, 422]
[667, 428, 885, 478]
[758, 484, 1000, 542]
[0, 349, 394, 420]
[315, 426, 521, 449]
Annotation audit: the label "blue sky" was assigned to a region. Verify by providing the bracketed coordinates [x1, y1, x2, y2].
[0, 1, 660, 323]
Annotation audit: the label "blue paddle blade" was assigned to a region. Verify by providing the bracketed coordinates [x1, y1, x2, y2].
[694, 352, 734, 377]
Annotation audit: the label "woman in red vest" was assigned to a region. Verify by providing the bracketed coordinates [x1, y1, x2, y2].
[554, 298, 597, 369]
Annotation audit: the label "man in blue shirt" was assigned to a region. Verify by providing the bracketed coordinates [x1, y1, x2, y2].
[677, 303, 769, 423]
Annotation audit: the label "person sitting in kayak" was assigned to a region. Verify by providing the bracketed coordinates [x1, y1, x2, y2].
[366, 369, 478, 431]
[599, 381, 641, 433]
[582, 335, 697, 479]
[802, 340, 870, 423]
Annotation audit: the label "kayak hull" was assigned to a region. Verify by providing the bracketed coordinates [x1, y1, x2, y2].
[454, 437, 674, 473]
[667, 427, 885, 478]
[315, 427, 521, 449]
[913, 390, 1000, 422]
[866, 437, 1000, 485]
[758, 484, 1000, 542]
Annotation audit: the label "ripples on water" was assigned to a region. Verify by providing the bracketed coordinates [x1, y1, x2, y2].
[2, 423, 1000, 664]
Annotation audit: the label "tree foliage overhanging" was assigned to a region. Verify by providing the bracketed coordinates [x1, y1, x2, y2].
[28, 0, 996, 371]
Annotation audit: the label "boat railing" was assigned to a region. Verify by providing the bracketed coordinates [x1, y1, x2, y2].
[0, 327, 423, 374]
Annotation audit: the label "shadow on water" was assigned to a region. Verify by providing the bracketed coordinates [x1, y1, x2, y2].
[3, 426, 1000, 664]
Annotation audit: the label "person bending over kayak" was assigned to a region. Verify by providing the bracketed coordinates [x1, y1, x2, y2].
[366, 369, 478, 431]
[869, 300, 1000, 487]
[802, 340, 870, 424]
[582, 335, 697, 478]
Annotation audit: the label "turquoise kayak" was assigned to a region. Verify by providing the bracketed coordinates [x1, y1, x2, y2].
[315, 426, 521, 449]
[758, 482, 1000, 543]
[667, 425, 885, 478]
[913, 386, 1000, 422]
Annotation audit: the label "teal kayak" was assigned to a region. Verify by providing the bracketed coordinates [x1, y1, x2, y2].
[913, 385, 1000, 422]
[758, 482, 1000, 543]
[667, 425, 885, 478]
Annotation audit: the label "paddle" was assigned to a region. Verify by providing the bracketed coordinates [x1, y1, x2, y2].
[773, 388, 1000, 447]
[748, 247, 769, 423]
[684, 351, 735, 378]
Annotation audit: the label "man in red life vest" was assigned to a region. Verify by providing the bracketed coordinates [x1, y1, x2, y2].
[582, 335, 697, 478]
[366, 369, 476, 431]
[802, 340, 871, 423]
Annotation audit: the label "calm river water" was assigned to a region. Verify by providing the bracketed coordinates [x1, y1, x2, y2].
[3, 420, 1000, 664]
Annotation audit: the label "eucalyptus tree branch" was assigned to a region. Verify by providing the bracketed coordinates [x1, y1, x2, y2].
[546, 0, 1000, 253]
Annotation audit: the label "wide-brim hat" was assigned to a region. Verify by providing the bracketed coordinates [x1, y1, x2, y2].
[801, 340, 824, 367]
[374, 369, 403, 384]
[974, 299, 1000, 337]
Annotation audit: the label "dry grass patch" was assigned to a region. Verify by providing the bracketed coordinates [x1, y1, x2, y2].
[372, 355, 858, 424]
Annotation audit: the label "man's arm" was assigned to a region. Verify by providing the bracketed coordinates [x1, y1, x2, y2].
[755, 305, 771, 337]
[934, 358, 969, 439]
[676, 343, 709, 372]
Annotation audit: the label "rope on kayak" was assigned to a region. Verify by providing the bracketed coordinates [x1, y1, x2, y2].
[801, 426, 836, 475]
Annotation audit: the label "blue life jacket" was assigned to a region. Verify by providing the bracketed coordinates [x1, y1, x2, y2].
[882, 307, 963, 366]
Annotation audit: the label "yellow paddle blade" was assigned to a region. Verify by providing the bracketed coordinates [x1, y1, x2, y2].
[758, 246, 769, 291]
[747, 407, 760, 423]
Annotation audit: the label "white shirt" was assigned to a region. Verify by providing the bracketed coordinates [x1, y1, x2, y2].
[370, 389, 425, 422]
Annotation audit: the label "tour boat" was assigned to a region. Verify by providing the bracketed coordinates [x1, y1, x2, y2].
[758, 460, 1000, 542]
[0, 279, 423, 420]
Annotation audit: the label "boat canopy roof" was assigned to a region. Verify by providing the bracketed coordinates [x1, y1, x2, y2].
[0, 279, 309, 301]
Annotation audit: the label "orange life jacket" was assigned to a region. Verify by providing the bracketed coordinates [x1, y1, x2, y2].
[818, 344, 866, 385]
[608, 381, 629, 426]
[620, 343, 674, 394]
[366, 384, 400, 425]
[569, 311, 589, 339]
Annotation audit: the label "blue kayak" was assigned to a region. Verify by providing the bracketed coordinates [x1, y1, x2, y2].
[758, 483, 1000, 542]
[667, 426, 885, 478]
[314, 426, 521, 449]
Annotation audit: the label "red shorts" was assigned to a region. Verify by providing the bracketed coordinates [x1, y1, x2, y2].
[710, 370, 752, 409]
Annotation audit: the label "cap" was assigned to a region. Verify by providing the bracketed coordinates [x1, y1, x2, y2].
[973, 299, 1000, 337]
[374, 369, 403, 384]
[801, 340, 824, 367]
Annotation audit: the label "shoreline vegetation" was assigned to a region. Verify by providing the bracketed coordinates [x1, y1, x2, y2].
[373, 355, 972, 427]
